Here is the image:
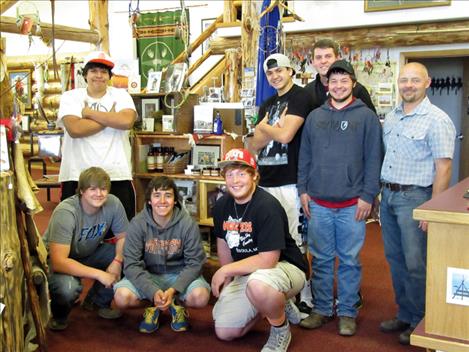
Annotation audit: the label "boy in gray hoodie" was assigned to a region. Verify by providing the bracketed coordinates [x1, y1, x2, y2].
[114, 176, 210, 333]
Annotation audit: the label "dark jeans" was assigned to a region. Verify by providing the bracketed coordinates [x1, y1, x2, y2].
[61, 180, 135, 221]
[48, 243, 115, 321]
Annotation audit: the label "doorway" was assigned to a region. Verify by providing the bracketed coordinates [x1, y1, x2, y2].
[403, 50, 469, 185]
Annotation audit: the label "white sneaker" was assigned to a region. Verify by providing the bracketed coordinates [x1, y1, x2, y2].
[284, 298, 301, 325]
[261, 320, 292, 352]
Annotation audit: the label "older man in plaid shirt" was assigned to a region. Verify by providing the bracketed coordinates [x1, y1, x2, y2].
[379, 62, 456, 345]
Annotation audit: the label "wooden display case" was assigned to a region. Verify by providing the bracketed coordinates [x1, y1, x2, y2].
[411, 177, 469, 350]
[132, 132, 243, 225]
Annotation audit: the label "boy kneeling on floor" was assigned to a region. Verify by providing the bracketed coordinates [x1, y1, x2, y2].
[114, 176, 210, 332]
[45, 166, 128, 331]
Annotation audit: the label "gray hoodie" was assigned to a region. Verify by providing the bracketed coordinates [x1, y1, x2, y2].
[123, 205, 206, 301]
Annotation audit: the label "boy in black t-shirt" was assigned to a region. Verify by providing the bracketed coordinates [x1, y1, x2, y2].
[248, 53, 314, 250]
[211, 148, 307, 352]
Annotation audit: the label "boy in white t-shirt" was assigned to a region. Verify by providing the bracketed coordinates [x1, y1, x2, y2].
[57, 51, 137, 223]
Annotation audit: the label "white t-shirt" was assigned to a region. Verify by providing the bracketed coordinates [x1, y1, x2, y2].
[57, 87, 136, 182]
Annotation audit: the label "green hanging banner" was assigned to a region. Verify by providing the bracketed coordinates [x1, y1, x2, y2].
[135, 9, 189, 88]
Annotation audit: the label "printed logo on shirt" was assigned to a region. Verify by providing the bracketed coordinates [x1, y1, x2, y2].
[258, 100, 289, 166]
[145, 238, 182, 255]
[88, 101, 110, 112]
[223, 215, 256, 253]
[78, 223, 107, 242]
[316, 119, 359, 132]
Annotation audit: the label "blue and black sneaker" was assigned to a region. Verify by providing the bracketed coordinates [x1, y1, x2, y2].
[169, 301, 189, 332]
[138, 307, 160, 333]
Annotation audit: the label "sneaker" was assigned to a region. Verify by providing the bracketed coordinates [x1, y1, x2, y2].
[300, 312, 333, 329]
[285, 298, 301, 325]
[139, 307, 161, 333]
[380, 318, 410, 333]
[81, 297, 122, 319]
[169, 301, 189, 332]
[48, 318, 68, 331]
[399, 326, 414, 345]
[296, 301, 313, 319]
[261, 320, 291, 352]
[338, 316, 357, 336]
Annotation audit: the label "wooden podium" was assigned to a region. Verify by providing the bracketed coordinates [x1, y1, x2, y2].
[411, 177, 469, 352]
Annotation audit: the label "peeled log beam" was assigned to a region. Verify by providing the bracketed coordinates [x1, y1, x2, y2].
[0, 16, 100, 44]
[0, 0, 17, 15]
[209, 37, 240, 54]
[7, 53, 86, 68]
[172, 15, 223, 64]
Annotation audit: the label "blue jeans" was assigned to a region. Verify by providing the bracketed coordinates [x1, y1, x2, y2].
[380, 186, 431, 327]
[48, 243, 115, 321]
[307, 200, 365, 318]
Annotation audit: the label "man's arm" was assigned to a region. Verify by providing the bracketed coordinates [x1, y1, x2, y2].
[106, 234, 125, 280]
[83, 107, 136, 130]
[211, 239, 280, 297]
[256, 113, 304, 145]
[248, 122, 272, 153]
[62, 115, 105, 138]
[432, 158, 452, 196]
[419, 158, 452, 231]
[49, 242, 116, 287]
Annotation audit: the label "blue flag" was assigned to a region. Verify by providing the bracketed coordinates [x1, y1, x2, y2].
[255, 0, 280, 108]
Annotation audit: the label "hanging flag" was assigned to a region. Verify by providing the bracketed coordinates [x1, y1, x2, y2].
[135, 10, 189, 88]
[255, 0, 280, 107]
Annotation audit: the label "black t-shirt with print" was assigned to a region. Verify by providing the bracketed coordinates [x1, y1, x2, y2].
[257, 84, 314, 187]
[213, 187, 307, 273]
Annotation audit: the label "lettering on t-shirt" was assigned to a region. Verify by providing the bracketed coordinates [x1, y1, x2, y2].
[145, 238, 181, 255]
[78, 223, 106, 241]
[223, 215, 256, 253]
[316, 119, 359, 132]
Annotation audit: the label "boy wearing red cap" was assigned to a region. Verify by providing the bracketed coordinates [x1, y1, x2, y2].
[57, 51, 137, 222]
[211, 148, 307, 352]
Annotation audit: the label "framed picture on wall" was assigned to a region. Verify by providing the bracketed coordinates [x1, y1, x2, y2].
[9, 69, 32, 109]
[201, 17, 217, 55]
[364, 0, 451, 12]
[191, 145, 220, 168]
[141, 98, 159, 119]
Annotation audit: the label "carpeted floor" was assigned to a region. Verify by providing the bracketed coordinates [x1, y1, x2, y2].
[32, 184, 423, 352]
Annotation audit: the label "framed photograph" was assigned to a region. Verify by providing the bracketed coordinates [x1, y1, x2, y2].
[191, 145, 220, 168]
[9, 69, 32, 109]
[378, 82, 393, 94]
[141, 98, 159, 119]
[377, 94, 393, 107]
[146, 71, 162, 93]
[201, 17, 217, 55]
[208, 87, 223, 103]
[364, 0, 450, 12]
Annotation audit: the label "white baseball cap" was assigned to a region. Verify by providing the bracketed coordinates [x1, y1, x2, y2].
[263, 53, 295, 75]
[84, 51, 114, 69]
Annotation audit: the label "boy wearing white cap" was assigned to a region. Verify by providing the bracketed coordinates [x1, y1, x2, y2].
[57, 51, 137, 223]
[248, 53, 314, 251]
[211, 148, 307, 352]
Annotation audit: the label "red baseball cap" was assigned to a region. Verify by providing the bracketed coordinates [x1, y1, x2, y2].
[84, 51, 114, 69]
[218, 148, 257, 170]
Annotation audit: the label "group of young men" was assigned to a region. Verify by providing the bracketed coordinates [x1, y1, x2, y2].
[44, 41, 456, 352]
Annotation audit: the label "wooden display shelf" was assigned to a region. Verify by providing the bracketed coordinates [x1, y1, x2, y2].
[411, 319, 469, 352]
[134, 172, 224, 182]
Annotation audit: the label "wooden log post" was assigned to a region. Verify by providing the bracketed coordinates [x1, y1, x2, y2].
[0, 37, 14, 119]
[223, 49, 240, 103]
[0, 171, 24, 352]
[88, 0, 110, 53]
